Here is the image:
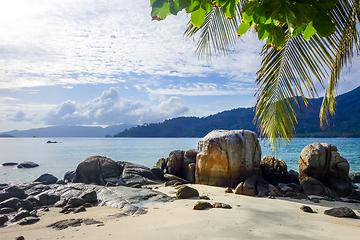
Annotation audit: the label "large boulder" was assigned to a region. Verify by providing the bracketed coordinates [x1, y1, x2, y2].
[298, 143, 352, 197]
[73, 156, 121, 185]
[260, 156, 288, 184]
[118, 162, 160, 187]
[196, 130, 261, 188]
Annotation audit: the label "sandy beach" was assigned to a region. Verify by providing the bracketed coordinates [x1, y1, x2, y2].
[1, 184, 359, 240]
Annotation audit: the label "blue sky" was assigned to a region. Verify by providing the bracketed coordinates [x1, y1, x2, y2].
[0, 0, 360, 132]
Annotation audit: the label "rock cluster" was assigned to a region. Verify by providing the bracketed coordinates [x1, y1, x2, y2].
[299, 143, 353, 197]
[156, 149, 197, 183]
[73, 156, 161, 187]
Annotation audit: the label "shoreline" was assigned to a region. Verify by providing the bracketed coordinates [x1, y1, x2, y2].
[1, 184, 359, 240]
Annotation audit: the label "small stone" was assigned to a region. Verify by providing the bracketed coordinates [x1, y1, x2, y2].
[15, 236, 25, 240]
[176, 186, 199, 199]
[268, 196, 275, 199]
[225, 187, 233, 193]
[213, 202, 232, 209]
[310, 198, 320, 203]
[0, 215, 8, 226]
[324, 207, 358, 218]
[18, 216, 40, 225]
[73, 206, 86, 214]
[199, 195, 210, 200]
[300, 205, 314, 213]
[193, 201, 213, 210]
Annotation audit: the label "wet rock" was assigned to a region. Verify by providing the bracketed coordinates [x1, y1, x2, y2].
[193, 201, 213, 210]
[2, 162, 17, 166]
[17, 161, 39, 168]
[300, 205, 314, 213]
[176, 186, 199, 199]
[324, 207, 358, 218]
[18, 216, 40, 225]
[34, 173, 58, 185]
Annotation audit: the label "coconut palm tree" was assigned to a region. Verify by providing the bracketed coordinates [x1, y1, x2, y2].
[151, 0, 360, 150]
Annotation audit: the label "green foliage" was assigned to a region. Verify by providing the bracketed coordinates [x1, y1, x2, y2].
[151, 0, 338, 49]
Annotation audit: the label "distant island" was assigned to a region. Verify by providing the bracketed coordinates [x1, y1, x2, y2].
[0, 124, 134, 138]
[114, 86, 360, 138]
[0, 134, 15, 137]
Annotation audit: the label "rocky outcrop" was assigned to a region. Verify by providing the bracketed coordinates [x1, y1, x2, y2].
[17, 162, 39, 168]
[196, 130, 261, 188]
[156, 149, 197, 183]
[73, 156, 160, 187]
[34, 173, 58, 184]
[260, 156, 287, 185]
[298, 143, 352, 197]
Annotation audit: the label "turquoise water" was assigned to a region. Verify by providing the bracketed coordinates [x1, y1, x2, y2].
[0, 137, 359, 184]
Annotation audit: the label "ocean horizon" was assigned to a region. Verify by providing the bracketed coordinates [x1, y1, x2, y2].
[1, 137, 359, 185]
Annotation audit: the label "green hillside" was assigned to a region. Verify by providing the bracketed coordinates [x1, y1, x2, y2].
[114, 86, 360, 138]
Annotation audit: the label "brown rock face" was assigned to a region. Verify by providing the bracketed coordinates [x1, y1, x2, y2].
[73, 156, 120, 185]
[196, 130, 261, 188]
[298, 143, 352, 197]
[260, 156, 288, 184]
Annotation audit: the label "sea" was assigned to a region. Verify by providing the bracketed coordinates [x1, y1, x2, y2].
[0, 137, 359, 185]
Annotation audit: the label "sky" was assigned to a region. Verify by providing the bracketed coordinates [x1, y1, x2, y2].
[0, 0, 360, 133]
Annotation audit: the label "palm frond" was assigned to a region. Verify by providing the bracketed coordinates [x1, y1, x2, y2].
[320, 0, 360, 126]
[256, 0, 360, 150]
[184, 3, 244, 57]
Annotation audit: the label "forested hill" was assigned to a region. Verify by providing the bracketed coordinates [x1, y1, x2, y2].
[114, 86, 360, 138]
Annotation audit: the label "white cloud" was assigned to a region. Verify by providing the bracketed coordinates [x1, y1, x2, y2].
[14, 87, 191, 126]
[0, 0, 263, 91]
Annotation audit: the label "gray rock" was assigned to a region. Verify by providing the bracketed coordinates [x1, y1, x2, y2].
[14, 210, 31, 221]
[17, 161, 39, 168]
[163, 174, 188, 183]
[119, 162, 160, 186]
[106, 205, 147, 219]
[2, 162, 17, 166]
[73, 156, 120, 185]
[64, 170, 76, 183]
[4, 186, 26, 199]
[34, 173, 58, 184]
[150, 167, 165, 181]
[349, 172, 360, 183]
[68, 197, 86, 207]
[324, 177, 353, 197]
[176, 186, 199, 199]
[193, 201, 213, 210]
[0, 215, 8, 226]
[242, 175, 258, 196]
[257, 176, 269, 197]
[19, 200, 33, 211]
[80, 190, 97, 203]
[0, 197, 21, 209]
[18, 216, 40, 225]
[54, 199, 67, 208]
[47, 218, 103, 230]
[347, 190, 360, 200]
[324, 207, 358, 218]
[0, 207, 15, 214]
[0, 192, 11, 202]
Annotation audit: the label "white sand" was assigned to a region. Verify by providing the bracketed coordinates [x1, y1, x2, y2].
[1, 184, 359, 240]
